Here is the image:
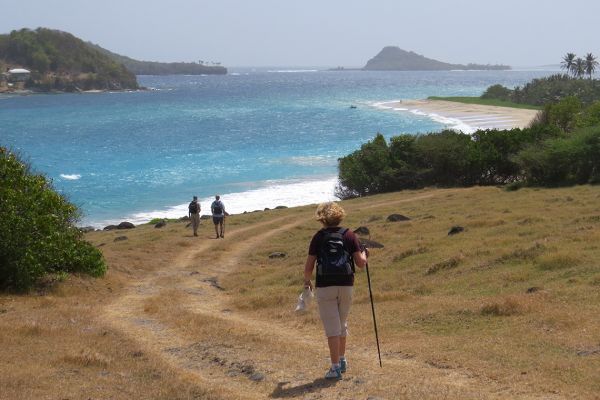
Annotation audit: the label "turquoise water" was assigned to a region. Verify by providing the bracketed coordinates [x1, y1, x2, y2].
[0, 69, 553, 226]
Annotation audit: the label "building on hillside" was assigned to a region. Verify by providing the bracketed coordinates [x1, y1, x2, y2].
[7, 68, 31, 82]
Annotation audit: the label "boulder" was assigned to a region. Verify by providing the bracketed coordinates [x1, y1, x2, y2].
[154, 220, 166, 228]
[353, 226, 370, 236]
[114, 236, 128, 242]
[117, 221, 135, 229]
[264, 207, 270, 211]
[448, 226, 464, 236]
[387, 214, 410, 222]
[269, 252, 287, 259]
[275, 205, 288, 209]
[359, 238, 384, 249]
[103, 224, 119, 231]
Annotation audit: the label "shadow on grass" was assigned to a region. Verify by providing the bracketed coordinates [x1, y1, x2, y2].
[270, 378, 338, 398]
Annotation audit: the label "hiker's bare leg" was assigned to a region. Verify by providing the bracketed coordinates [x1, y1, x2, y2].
[214, 224, 219, 237]
[219, 221, 224, 237]
[339, 336, 346, 358]
[327, 336, 340, 364]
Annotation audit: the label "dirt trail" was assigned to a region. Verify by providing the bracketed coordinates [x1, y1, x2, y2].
[100, 196, 554, 399]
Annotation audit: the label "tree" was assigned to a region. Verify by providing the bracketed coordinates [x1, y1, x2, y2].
[573, 57, 586, 79]
[561, 53, 576, 76]
[585, 53, 599, 79]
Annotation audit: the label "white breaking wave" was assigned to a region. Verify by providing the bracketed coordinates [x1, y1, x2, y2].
[267, 69, 319, 73]
[92, 176, 339, 228]
[60, 174, 81, 180]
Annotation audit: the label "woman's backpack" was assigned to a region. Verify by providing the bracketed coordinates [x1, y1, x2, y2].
[316, 228, 354, 276]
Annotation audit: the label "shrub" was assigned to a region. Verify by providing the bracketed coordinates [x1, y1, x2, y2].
[0, 148, 106, 291]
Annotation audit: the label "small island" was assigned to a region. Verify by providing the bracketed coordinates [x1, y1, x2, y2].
[362, 46, 510, 71]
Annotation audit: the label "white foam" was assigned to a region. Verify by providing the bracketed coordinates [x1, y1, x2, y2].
[60, 174, 81, 180]
[409, 109, 476, 134]
[267, 69, 319, 73]
[91, 176, 339, 228]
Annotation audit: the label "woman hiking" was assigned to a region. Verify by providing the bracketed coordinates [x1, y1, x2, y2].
[303, 202, 368, 380]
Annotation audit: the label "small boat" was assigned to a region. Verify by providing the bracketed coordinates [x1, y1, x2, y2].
[349, 105, 357, 109]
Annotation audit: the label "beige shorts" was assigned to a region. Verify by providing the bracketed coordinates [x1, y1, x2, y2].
[316, 286, 353, 337]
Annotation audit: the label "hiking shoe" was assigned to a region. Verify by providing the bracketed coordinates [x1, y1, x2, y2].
[220, 233, 224, 238]
[340, 358, 347, 373]
[324, 366, 342, 380]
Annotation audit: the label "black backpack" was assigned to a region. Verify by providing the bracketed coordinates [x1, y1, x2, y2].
[316, 228, 354, 276]
[189, 201, 199, 214]
[213, 202, 223, 214]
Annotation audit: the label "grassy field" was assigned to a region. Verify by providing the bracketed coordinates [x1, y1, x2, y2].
[1, 185, 600, 399]
[428, 96, 543, 110]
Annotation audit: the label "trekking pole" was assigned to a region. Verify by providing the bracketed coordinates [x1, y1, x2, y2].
[365, 259, 383, 368]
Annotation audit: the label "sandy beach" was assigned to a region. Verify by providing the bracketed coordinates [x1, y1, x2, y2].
[379, 99, 540, 133]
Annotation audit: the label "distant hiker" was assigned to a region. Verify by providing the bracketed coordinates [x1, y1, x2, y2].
[211, 195, 226, 238]
[188, 195, 201, 236]
[303, 202, 368, 380]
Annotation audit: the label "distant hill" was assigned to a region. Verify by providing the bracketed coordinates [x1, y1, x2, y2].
[89, 44, 227, 76]
[0, 28, 138, 92]
[363, 46, 510, 71]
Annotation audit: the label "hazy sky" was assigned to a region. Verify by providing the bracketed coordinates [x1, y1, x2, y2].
[1, 0, 599, 67]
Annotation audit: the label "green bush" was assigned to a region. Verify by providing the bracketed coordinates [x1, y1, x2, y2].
[0, 148, 106, 291]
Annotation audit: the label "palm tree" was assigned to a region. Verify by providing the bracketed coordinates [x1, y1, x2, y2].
[573, 57, 586, 78]
[561, 53, 576, 76]
[585, 53, 599, 79]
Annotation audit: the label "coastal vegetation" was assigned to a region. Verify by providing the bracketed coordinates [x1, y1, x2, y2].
[0, 148, 106, 291]
[0, 28, 138, 92]
[336, 97, 600, 198]
[363, 46, 510, 71]
[88, 43, 227, 75]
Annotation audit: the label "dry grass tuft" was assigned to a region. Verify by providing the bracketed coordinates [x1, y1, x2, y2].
[536, 254, 581, 271]
[17, 321, 44, 336]
[394, 246, 429, 262]
[63, 348, 111, 367]
[426, 254, 464, 275]
[480, 297, 524, 317]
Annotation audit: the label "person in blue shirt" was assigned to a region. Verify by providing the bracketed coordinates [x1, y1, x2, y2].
[211, 195, 226, 238]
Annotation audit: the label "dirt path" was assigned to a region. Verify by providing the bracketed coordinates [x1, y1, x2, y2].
[100, 196, 555, 399]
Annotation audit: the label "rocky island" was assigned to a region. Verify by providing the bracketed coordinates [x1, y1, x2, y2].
[363, 46, 510, 71]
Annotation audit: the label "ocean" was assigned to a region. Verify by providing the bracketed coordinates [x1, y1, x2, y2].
[0, 69, 555, 227]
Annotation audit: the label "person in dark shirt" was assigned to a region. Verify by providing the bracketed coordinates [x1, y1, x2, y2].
[303, 202, 368, 380]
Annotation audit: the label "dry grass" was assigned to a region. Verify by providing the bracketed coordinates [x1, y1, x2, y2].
[2, 185, 600, 399]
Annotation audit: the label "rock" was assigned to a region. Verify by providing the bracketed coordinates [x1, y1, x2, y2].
[275, 205, 288, 209]
[103, 224, 119, 231]
[154, 220, 166, 228]
[114, 236, 128, 242]
[79, 226, 95, 233]
[249, 372, 265, 382]
[387, 214, 410, 222]
[354, 226, 370, 236]
[359, 238, 384, 249]
[526, 286, 542, 294]
[117, 221, 135, 229]
[269, 252, 287, 259]
[264, 207, 270, 211]
[448, 226, 465, 235]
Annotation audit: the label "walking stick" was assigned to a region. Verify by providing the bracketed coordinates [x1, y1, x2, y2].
[365, 260, 382, 368]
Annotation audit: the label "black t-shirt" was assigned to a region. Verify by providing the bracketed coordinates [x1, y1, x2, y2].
[308, 227, 361, 287]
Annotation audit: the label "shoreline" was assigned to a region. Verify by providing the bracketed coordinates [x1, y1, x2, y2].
[375, 99, 540, 133]
[83, 175, 339, 228]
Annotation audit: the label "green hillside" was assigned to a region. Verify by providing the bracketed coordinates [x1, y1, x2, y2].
[89, 43, 227, 75]
[0, 28, 138, 92]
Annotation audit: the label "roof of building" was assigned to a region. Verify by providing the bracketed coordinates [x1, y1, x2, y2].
[8, 68, 31, 74]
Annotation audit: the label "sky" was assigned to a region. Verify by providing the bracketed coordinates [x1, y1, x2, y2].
[1, 0, 599, 68]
